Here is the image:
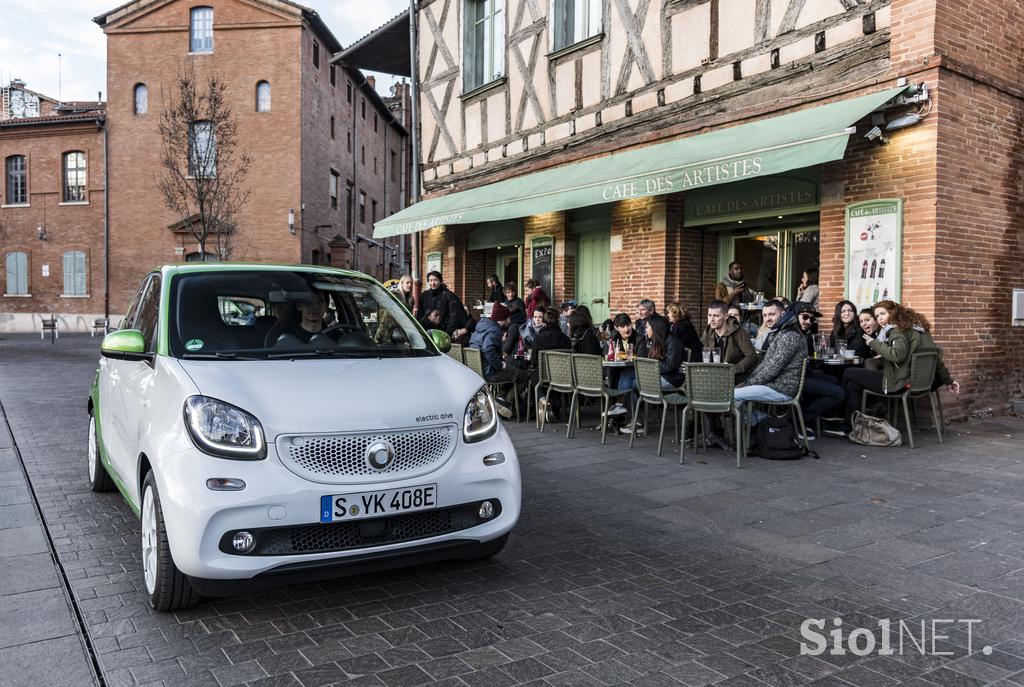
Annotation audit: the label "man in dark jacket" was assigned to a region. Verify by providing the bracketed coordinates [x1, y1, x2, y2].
[701, 300, 758, 376]
[418, 271, 466, 336]
[469, 303, 530, 418]
[793, 302, 844, 438]
[735, 306, 808, 425]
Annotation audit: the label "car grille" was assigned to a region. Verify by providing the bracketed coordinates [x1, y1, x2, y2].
[276, 425, 458, 484]
[219, 500, 502, 556]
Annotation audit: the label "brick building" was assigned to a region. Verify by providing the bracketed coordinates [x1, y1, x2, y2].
[94, 0, 412, 314]
[0, 81, 107, 332]
[359, 0, 1023, 418]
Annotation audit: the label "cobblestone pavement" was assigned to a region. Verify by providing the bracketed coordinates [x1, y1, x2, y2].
[2, 334, 1024, 687]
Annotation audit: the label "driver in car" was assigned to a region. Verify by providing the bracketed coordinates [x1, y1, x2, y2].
[294, 290, 333, 343]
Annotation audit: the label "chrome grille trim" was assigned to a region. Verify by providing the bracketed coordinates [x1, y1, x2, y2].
[276, 425, 458, 484]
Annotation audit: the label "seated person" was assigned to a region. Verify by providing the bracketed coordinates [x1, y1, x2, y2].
[754, 299, 785, 352]
[293, 290, 330, 343]
[667, 303, 702, 362]
[829, 300, 871, 359]
[700, 300, 758, 377]
[469, 303, 531, 418]
[734, 304, 808, 426]
[531, 307, 572, 422]
[423, 308, 444, 329]
[728, 304, 759, 341]
[607, 313, 640, 417]
[793, 302, 844, 439]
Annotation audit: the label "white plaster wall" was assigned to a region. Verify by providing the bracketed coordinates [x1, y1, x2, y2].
[581, 49, 602, 107]
[718, 0, 757, 57]
[486, 91, 506, 143]
[671, 4, 711, 74]
[465, 100, 482, 150]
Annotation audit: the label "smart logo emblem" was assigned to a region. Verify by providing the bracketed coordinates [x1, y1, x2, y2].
[366, 440, 395, 471]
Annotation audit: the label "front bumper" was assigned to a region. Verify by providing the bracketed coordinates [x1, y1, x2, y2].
[155, 427, 520, 580]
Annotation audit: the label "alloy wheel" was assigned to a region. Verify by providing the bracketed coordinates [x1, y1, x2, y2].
[141, 485, 158, 595]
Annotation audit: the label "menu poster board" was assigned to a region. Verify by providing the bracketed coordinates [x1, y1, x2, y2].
[845, 199, 902, 311]
[425, 252, 442, 278]
[530, 238, 553, 301]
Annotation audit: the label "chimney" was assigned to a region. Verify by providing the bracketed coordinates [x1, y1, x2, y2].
[365, 75, 376, 91]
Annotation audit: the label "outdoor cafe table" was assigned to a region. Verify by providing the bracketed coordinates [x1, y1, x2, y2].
[810, 356, 864, 367]
[601, 359, 634, 368]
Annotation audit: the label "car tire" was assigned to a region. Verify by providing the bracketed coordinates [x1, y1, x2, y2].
[462, 533, 509, 561]
[87, 414, 115, 493]
[140, 472, 201, 611]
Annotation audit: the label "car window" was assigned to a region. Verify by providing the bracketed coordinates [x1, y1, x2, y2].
[168, 270, 434, 359]
[120, 277, 151, 330]
[134, 275, 161, 353]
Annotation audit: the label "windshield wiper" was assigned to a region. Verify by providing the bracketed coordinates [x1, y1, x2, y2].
[266, 349, 386, 359]
[181, 351, 266, 360]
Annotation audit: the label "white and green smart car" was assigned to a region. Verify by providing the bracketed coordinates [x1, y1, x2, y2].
[89, 263, 520, 611]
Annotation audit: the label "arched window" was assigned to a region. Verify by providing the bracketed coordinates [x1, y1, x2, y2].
[256, 81, 271, 112]
[5, 252, 28, 295]
[63, 251, 87, 296]
[62, 151, 87, 202]
[190, 6, 214, 52]
[133, 84, 148, 115]
[4, 155, 27, 205]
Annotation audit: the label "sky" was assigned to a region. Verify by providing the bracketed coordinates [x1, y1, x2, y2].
[1, 0, 409, 102]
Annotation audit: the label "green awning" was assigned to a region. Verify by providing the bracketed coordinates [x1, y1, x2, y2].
[374, 86, 906, 238]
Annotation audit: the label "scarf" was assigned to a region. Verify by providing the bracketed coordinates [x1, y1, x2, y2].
[721, 274, 744, 289]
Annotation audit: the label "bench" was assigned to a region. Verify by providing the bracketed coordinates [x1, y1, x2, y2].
[91, 317, 109, 337]
[40, 315, 58, 343]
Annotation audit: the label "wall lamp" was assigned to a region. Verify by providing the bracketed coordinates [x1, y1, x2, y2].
[37, 225, 47, 241]
[287, 209, 295, 235]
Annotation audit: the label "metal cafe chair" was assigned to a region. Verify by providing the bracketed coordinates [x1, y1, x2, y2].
[630, 357, 688, 456]
[447, 342, 464, 363]
[462, 346, 485, 377]
[567, 354, 617, 444]
[862, 351, 942, 448]
[754, 358, 811, 452]
[533, 350, 552, 430]
[541, 351, 575, 433]
[679, 363, 745, 468]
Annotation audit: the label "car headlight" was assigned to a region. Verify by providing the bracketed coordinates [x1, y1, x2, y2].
[184, 396, 266, 460]
[463, 387, 498, 443]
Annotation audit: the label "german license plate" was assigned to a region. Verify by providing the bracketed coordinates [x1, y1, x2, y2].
[320, 484, 437, 523]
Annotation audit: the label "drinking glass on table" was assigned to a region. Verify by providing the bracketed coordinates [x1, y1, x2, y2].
[702, 349, 712, 363]
[837, 340, 847, 358]
[711, 348, 722, 363]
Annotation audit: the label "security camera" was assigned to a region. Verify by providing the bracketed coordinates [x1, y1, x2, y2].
[864, 126, 887, 143]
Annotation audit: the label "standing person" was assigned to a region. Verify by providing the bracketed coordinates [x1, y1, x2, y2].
[486, 274, 504, 303]
[468, 303, 530, 419]
[524, 279, 549, 316]
[701, 300, 758, 377]
[829, 300, 871, 358]
[568, 305, 601, 355]
[793, 302, 844, 439]
[734, 304, 808, 425]
[418, 271, 466, 336]
[393, 274, 416, 313]
[666, 303, 702, 363]
[796, 267, 820, 311]
[715, 261, 748, 306]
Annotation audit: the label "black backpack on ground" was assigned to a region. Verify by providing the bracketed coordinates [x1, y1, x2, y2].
[751, 415, 815, 460]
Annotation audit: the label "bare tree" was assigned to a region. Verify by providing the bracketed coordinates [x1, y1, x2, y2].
[158, 65, 251, 261]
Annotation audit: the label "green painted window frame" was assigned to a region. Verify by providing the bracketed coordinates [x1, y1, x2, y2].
[463, 0, 505, 93]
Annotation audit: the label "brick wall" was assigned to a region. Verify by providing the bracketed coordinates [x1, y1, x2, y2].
[523, 211, 571, 306]
[0, 119, 106, 330]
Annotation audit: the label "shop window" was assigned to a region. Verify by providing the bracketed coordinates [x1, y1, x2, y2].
[5, 251, 28, 295]
[255, 81, 271, 112]
[190, 6, 213, 53]
[552, 0, 601, 52]
[463, 0, 504, 92]
[133, 84, 148, 115]
[62, 151, 87, 202]
[5, 155, 27, 205]
[63, 250, 87, 296]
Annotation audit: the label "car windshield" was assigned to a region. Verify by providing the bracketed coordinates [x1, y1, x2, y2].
[167, 269, 435, 359]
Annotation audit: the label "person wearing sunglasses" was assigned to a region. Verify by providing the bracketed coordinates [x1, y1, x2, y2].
[792, 302, 845, 440]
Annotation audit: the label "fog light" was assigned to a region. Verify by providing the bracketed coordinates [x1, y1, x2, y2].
[482, 452, 505, 466]
[478, 501, 495, 520]
[207, 478, 246, 491]
[232, 531, 255, 553]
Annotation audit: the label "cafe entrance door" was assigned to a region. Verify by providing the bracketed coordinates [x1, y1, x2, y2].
[720, 224, 819, 302]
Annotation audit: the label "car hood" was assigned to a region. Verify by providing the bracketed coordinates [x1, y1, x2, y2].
[175, 355, 483, 437]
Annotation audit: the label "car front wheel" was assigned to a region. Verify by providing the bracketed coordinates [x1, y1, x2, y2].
[141, 472, 200, 611]
[87, 414, 115, 492]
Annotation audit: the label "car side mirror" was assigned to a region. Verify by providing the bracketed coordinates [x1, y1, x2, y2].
[100, 329, 152, 361]
[427, 329, 451, 353]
